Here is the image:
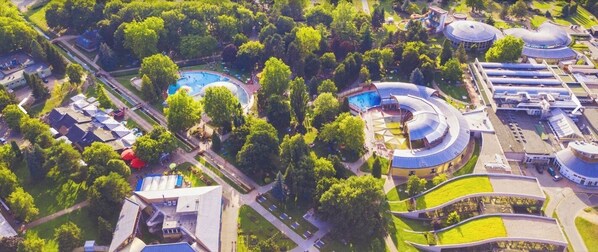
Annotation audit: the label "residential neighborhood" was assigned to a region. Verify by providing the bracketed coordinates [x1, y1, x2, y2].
[0, 0, 598, 251]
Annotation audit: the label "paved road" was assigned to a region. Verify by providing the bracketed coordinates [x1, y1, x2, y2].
[555, 189, 598, 252]
[25, 200, 90, 229]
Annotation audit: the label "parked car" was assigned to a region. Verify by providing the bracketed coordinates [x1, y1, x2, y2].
[0, 138, 6, 144]
[553, 175, 563, 182]
[547, 167, 556, 177]
[535, 165, 543, 174]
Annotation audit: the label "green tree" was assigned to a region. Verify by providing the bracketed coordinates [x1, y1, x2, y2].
[2, 104, 26, 131]
[10, 141, 22, 160]
[237, 118, 279, 175]
[139, 54, 179, 95]
[45, 140, 84, 183]
[280, 134, 311, 169]
[66, 63, 84, 84]
[410, 68, 425, 86]
[96, 84, 113, 109]
[140, 74, 157, 102]
[179, 35, 218, 59]
[445, 211, 461, 226]
[26, 144, 46, 181]
[330, 2, 358, 42]
[285, 154, 317, 202]
[442, 58, 464, 83]
[203, 86, 242, 130]
[306, 5, 333, 27]
[466, 0, 485, 12]
[124, 17, 165, 59]
[54, 222, 82, 252]
[266, 95, 291, 132]
[406, 175, 427, 196]
[485, 36, 524, 62]
[211, 133, 221, 151]
[0, 236, 23, 251]
[18, 233, 45, 252]
[260, 58, 291, 100]
[320, 52, 337, 70]
[289, 78, 309, 132]
[216, 15, 239, 42]
[20, 118, 52, 147]
[0, 166, 18, 198]
[8, 187, 38, 222]
[485, 15, 495, 26]
[134, 127, 176, 164]
[0, 145, 15, 167]
[319, 176, 388, 242]
[236, 41, 264, 69]
[165, 89, 202, 132]
[83, 142, 121, 183]
[24, 73, 49, 100]
[454, 43, 467, 63]
[88, 172, 131, 219]
[317, 79, 338, 95]
[295, 26, 322, 55]
[97, 216, 113, 245]
[319, 113, 365, 156]
[510, 0, 528, 18]
[0, 87, 16, 112]
[312, 92, 339, 128]
[439, 39, 453, 66]
[372, 157, 382, 178]
[432, 174, 448, 186]
[272, 171, 287, 202]
[255, 239, 280, 252]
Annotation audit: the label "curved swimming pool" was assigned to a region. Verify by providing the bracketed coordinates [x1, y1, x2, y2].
[167, 71, 250, 107]
[348, 91, 381, 111]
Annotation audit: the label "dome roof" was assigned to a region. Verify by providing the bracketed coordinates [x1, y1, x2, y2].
[443, 20, 502, 43]
[504, 22, 571, 48]
[392, 95, 448, 143]
[198, 81, 241, 97]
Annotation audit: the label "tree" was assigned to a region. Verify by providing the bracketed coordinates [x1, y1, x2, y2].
[280, 134, 311, 169]
[8, 187, 38, 222]
[255, 239, 280, 252]
[20, 118, 52, 147]
[319, 113, 365, 156]
[0, 236, 23, 251]
[18, 233, 45, 252]
[272, 171, 287, 202]
[317, 79, 338, 95]
[485, 36, 524, 62]
[295, 26, 322, 55]
[0, 87, 16, 112]
[211, 133, 221, 151]
[510, 0, 528, 19]
[0, 166, 18, 198]
[439, 39, 453, 66]
[360, 24, 373, 52]
[96, 84, 113, 109]
[406, 175, 427, 196]
[134, 126, 176, 164]
[359, 66, 370, 83]
[0, 145, 15, 167]
[330, 2, 358, 42]
[266, 95, 291, 132]
[222, 44, 238, 63]
[88, 172, 131, 219]
[2, 104, 26, 131]
[97, 216, 113, 245]
[179, 35, 218, 59]
[432, 174, 448, 186]
[306, 5, 333, 27]
[320, 52, 337, 70]
[66, 63, 84, 84]
[561, 4, 570, 18]
[313, 92, 340, 128]
[485, 15, 495, 26]
[11, 141, 22, 160]
[410, 68, 425, 86]
[124, 17, 165, 59]
[372, 157, 382, 178]
[319, 176, 388, 242]
[285, 154, 317, 202]
[45, 140, 84, 183]
[140, 74, 157, 102]
[164, 89, 202, 132]
[83, 142, 121, 183]
[290, 78, 308, 132]
[24, 73, 49, 100]
[26, 144, 46, 181]
[139, 54, 179, 96]
[454, 43, 467, 63]
[445, 211, 461, 226]
[236, 41, 264, 70]
[54, 222, 82, 252]
[237, 118, 279, 175]
[442, 58, 464, 83]
[260, 58, 291, 100]
[203, 86, 242, 130]
[216, 15, 239, 42]
[466, 0, 485, 12]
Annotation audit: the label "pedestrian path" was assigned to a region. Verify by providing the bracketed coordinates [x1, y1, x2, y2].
[25, 200, 90, 229]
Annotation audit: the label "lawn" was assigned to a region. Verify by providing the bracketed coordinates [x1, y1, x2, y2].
[195, 155, 249, 193]
[575, 216, 598, 250]
[25, 1, 59, 33]
[29, 207, 98, 246]
[13, 160, 87, 217]
[237, 205, 297, 252]
[257, 192, 319, 238]
[386, 180, 434, 202]
[359, 155, 390, 175]
[390, 215, 431, 251]
[415, 176, 493, 210]
[319, 233, 388, 252]
[435, 74, 471, 103]
[437, 216, 506, 244]
[177, 162, 217, 187]
[453, 140, 480, 176]
[28, 81, 77, 117]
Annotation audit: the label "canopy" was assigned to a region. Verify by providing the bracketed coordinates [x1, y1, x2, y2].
[121, 149, 135, 161]
[131, 158, 146, 169]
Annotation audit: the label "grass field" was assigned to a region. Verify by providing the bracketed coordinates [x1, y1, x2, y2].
[435, 74, 470, 103]
[195, 155, 249, 193]
[575, 215, 598, 250]
[415, 176, 493, 209]
[437, 216, 506, 244]
[29, 207, 98, 244]
[359, 155, 390, 175]
[177, 162, 217, 187]
[237, 205, 297, 251]
[257, 192, 319, 237]
[453, 140, 480, 176]
[390, 216, 431, 251]
[25, 1, 57, 32]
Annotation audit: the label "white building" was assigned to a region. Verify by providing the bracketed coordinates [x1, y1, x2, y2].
[554, 141, 598, 187]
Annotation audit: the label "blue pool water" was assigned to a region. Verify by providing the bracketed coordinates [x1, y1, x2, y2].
[348, 91, 381, 111]
[167, 71, 249, 106]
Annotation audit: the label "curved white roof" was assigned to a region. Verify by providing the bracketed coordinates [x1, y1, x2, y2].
[504, 22, 571, 48]
[198, 81, 242, 97]
[392, 95, 448, 143]
[443, 20, 502, 43]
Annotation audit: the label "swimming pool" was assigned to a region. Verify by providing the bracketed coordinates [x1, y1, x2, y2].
[167, 71, 249, 107]
[348, 91, 381, 111]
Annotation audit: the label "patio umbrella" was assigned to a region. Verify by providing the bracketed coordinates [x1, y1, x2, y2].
[130, 158, 146, 169]
[121, 149, 135, 161]
[169, 163, 177, 170]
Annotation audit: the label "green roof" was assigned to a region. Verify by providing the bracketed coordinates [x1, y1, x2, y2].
[437, 216, 506, 244]
[415, 176, 493, 210]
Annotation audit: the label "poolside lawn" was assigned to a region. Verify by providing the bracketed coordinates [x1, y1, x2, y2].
[437, 216, 506, 244]
[575, 216, 598, 250]
[237, 205, 297, 252]
[359, 155, 390, 175]
[415, 176, 493, 209]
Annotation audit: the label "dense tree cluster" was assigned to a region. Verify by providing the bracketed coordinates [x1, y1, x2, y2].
[133, 126, 177, 164]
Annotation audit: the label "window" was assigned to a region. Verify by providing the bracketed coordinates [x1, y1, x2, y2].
[430, 168, 436, 174]
[409, 171, 415, 176]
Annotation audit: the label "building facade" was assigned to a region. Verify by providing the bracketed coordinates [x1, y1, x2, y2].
[554, 141, 598, 187]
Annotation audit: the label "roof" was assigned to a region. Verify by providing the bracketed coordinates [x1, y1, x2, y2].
[548, 109, 583, 139]
[141, 243, 196, 252]
[555, 143, 598, 178]
[0, 212, 17, 238]
[443, 20, 502, 43]
[391, 95, 448, 143]
[504, 22, 571, 48]
[521, 46, 577, 60]
[140, 175, 180, 191]
[109, 198, 141, 252]
[373, 82, 438, 102]
[583, 108, 598, 131]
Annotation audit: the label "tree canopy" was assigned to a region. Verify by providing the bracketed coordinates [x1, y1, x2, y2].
[124, 17, 165, 59]
[260, 57, 292, 99]
[88, 172, 131, 219]
[485, 36, 524, 62]
[319, 113, 365, 156]
[165, 89, 202, 132]
[54, 222, 82, 252]
[139, 54, 179, 97]
[203, 86, 242, 130]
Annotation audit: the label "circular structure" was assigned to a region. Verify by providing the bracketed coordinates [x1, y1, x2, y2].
[554, 141, 598, 187]
[452, 13, 467, 21]
[167, 71, 250, 108]
[348, 82, 471, 177]
[443, 20, 503, 50]
[504, 22, 577, 62]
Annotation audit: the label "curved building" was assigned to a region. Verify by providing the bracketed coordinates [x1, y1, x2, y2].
[348, 82, 471, 177]
[504, 22, 577, 62]
[554, 141, 598, 187]
[443, 20, 502, 50]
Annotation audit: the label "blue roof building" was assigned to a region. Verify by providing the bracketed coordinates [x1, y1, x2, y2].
[504, 22, 578, 63]
[76, 30, 101, 52]
[443, 20, 503, 51]
[554, 141, 598, 187]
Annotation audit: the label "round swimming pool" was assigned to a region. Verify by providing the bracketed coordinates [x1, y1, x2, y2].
[167, 71, 250, 107]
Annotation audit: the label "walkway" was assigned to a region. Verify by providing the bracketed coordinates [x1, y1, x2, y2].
[25, 200, 90, 229]
[554, 189, 598, 252]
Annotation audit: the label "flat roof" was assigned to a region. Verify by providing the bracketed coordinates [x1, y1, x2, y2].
[488, 110, 558, 154]
[109, 198, 140, 252]
[503, 215, 567, 244]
